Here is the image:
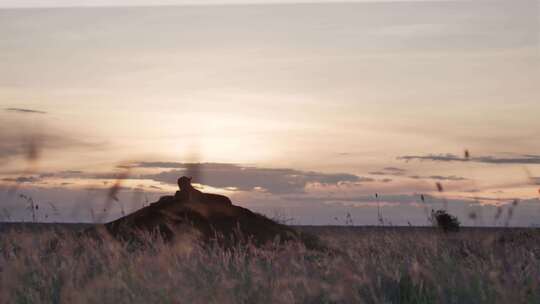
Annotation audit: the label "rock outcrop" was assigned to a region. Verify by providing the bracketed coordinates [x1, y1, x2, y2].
[104, 177, 319, 248]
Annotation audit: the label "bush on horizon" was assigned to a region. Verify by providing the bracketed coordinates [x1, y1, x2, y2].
[432, 210, 461, 232]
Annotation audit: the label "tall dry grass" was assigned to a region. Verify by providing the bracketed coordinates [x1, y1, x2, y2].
[0, 226, 539, 303]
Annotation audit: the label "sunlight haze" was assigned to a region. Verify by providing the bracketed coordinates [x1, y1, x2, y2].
[1, 0, 539, 225]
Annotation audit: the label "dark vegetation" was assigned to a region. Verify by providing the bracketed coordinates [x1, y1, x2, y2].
[1, 224, 539, 303]
[432, 210, 461, 232]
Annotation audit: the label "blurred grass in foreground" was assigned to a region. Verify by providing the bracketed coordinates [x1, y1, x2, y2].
[0, 226, 539, 303]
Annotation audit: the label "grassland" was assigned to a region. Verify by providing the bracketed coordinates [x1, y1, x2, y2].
[0, 224, 539, 303]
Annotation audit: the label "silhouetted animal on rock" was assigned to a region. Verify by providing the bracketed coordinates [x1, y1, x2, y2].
[104, 176, 320, 249]
[175, 176, 232, 206]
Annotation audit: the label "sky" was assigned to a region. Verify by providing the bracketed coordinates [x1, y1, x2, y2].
[1, 0, 539, 226]
[0, 0, 452, 8]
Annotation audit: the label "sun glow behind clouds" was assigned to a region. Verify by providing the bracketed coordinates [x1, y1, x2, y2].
[0, 1, 539, 224]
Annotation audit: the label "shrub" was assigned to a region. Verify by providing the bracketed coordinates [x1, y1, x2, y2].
[432, 210, 460, 232]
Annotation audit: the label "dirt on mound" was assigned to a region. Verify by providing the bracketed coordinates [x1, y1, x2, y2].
[103, 177, 321, 249]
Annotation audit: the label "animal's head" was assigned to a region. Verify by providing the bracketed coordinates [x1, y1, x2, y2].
[177, 176, 193, 190]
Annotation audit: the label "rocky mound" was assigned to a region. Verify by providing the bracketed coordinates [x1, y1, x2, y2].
[104, 177, 320, 249]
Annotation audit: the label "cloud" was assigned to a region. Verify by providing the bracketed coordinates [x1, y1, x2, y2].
[383, 167, 406, 173]
[37, 170, 86, 179]
[355, 177, 376, 183]
[31, 170, 148, 182]
[369, 171, 389, 176]
[0, 127, 105, 163]
[284, 193, 431, 204]
[127, 162, 187, 169]
[1, 176, 41, 183]
[5, 108, 47, 114]
[2, 162, 381, 196]
[398, 153, 540, 165]
[409, 175, 468, 181]
[369, 167, 407, 176]
[132, 162, 363, 194]
[450, 195, 518, 203]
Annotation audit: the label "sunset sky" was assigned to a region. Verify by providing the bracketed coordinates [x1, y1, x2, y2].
[1, 0, 539, 225]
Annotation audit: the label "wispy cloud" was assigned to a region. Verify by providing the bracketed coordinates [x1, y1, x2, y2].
[3, 163, 383, 195]
[1, 176, 41, 183]
[5, 108, 47, 114]
[409, 175, 468, 181]
[398, 153, 540, 165]
[283, 193, 448, 206]
[127, 162, 365, 194]
[369, 167, 407, 176]
[0, 127, 105, 163]
[384, 167, 406, 172]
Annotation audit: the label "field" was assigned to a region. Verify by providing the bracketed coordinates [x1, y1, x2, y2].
[0, 224, 539, 303]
